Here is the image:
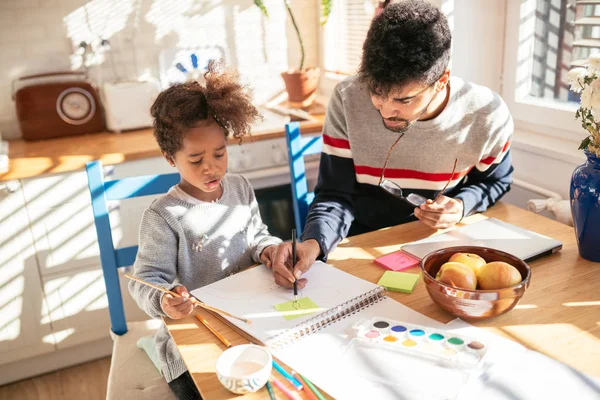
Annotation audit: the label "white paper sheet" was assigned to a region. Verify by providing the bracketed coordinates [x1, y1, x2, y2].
[190, 261, 380, 344]
[275, 299, 475, 400]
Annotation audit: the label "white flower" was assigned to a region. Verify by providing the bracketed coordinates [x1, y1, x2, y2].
[581, 85, 593, 109]
[568, 67, 586, 93]
[585, 53, 600, 72]
[591, 79, 600, 109]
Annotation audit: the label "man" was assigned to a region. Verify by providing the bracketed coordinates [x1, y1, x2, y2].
[270, 0, 514, 288]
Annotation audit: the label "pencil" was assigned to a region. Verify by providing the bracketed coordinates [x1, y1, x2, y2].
[265, 381, 277, 400]
[194, 313, 231, 348]
[291, 371, 318, 400]
[271, 376, 301, 400]
[123, 274, 252, 324]
[292, 229, 298, 301]
[272, 359, 302, 390]
[298, 372, 326, 400]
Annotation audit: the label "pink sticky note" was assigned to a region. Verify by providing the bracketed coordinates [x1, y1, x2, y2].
[374, 250, 421, 272]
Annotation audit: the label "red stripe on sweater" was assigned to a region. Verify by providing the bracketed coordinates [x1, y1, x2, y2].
[322, 134, 351, 149]
[355, 165, 472, 182]
[480, 140, 511, 165]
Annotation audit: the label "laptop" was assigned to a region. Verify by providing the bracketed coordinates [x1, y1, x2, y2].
[401, 218, 563, 262]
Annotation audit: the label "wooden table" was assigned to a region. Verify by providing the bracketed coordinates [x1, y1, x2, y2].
[165, 202, 600, 399]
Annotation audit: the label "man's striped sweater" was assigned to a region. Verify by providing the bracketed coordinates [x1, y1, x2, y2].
[301, 76, 514, 258]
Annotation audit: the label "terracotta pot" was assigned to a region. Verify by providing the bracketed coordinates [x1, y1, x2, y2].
[281, 68, 320, 107]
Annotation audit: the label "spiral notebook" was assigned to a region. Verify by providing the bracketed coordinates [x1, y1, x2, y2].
[191, 262, 478, 399]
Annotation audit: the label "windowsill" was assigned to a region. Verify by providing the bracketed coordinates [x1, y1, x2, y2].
[512, 124, 587, 166]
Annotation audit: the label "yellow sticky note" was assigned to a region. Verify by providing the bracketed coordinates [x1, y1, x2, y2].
[274, 297, 320, 321]
[377, 271, 420, 293]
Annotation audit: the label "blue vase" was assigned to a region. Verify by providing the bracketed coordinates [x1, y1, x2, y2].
[570, 150, 600, 262]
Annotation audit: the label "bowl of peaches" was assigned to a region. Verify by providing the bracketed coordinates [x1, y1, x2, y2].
[420, 246, 531, 320]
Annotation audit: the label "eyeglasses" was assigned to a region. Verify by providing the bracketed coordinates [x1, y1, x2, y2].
[378, 133, 458, 207]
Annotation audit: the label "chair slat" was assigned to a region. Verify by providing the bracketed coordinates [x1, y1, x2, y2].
[86, 161, 128, 335]
[105, 173, 180, 201]
[86, 162, 179, 336]
[285, 122, 322, 235]
[115, 246, 139, 268]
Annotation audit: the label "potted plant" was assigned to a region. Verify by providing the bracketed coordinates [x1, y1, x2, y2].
[567, 55, 600, 262]
[254, 0, 331, 107]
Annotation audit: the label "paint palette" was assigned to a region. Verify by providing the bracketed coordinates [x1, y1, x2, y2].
[349, 317, 488, 369]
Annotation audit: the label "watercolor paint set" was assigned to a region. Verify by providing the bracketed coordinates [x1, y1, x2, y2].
[349, 317, 488, 369]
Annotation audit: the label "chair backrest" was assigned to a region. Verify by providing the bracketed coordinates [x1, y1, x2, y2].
[86, 160, 180, 335]
[284, 122, 323, 235]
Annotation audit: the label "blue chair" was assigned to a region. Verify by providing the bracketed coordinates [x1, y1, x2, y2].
[284, 122, 323, 235]
[86, 160, 179, 399]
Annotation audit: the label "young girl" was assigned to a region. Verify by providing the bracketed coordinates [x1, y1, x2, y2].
[129, 67, 281, 400]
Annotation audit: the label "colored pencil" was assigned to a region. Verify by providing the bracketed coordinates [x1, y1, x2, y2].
[271, 376, 301, 400]
[272, 359, 302, 390]
[123, 274, 251, 324]
[265, 381, 277, 400]
[194, 313, 231, 348]
[291, 371, 318, 400]
[292, 229, 298, 301]
[298, 372, 326, 400]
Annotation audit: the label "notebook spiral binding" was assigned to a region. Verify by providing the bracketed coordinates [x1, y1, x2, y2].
[267, 286, 388, 352]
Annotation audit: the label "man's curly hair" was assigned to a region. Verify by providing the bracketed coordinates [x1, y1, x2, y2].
[150, 66, 260, 157]
[358, 0, 451, 97]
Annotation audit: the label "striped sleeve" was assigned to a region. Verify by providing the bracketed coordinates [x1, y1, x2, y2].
[475, 98, 513, 172]
[300, 83, 356, 258]
[455, 96, 514, 217]
[322, 134, 352, 159]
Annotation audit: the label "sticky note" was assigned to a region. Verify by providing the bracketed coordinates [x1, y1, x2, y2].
[274, 297, 321, 321]
[374, 250, 421, 272]
[377, 271, 420, 293]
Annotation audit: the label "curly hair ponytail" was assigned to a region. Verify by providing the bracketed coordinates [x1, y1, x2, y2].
[150, 66, 261, 157]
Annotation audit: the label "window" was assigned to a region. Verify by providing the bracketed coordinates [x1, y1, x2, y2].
[529, 0, 600, 103]
[502, 0, 591, 141]
[321, 0, 377, 76]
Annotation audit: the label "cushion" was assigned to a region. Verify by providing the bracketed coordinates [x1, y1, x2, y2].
[137, 335, 162, 375]
[106, 320, 175, 400]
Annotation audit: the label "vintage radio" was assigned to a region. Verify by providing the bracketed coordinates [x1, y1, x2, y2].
[12, 71, 105, 141]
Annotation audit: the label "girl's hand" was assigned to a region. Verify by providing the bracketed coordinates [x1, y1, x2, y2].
[270, 239, 320, 289]
[161, 285, 194, 319]
[260, 245, 278, 268]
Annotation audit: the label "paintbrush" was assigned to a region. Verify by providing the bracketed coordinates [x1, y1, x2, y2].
[124, 273, 252, 324]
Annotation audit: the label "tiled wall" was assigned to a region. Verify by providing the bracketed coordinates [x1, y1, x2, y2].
[0, 0, 319, 140]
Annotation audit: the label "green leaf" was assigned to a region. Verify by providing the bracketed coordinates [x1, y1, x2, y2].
[254, 0, 268, 18]
[320, 0, 332, 26]
[579, 136, 592, 150]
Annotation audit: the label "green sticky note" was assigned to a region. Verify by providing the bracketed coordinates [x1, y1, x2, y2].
[274, 297, 321, 321]
[377, 271, 420, 293]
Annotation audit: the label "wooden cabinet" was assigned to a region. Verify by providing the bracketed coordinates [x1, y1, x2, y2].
[0, 156, 171, 383]
[0, 182, 54, 366]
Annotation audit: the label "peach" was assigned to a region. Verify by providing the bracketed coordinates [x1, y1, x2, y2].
[477, 261, 522, 290]
[448, 252, 487, 274]
[436, 262, 478, 290]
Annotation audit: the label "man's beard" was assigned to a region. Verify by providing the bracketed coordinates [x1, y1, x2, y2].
[380, 93, 437, 133]
[381, 117, 414, 133]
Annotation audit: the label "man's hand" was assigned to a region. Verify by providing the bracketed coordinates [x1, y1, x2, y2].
[260, 245, 278, 268]
[161, 285, 194, 319]
[414, 196, 464, 229]
[270, 239, 321, 288]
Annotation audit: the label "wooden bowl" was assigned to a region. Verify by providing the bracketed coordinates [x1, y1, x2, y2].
[420, 246, 531, 320]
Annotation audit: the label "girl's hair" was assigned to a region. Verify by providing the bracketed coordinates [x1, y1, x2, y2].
[150, 65, 261, 157]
